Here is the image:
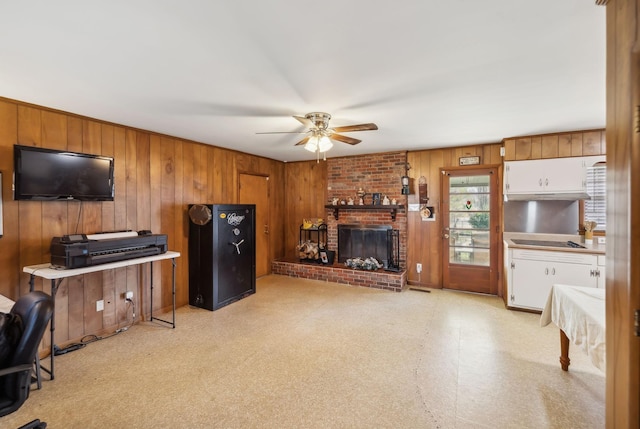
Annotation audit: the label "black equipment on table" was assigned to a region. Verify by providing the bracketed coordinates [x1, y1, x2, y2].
[50, 232, 168, 269]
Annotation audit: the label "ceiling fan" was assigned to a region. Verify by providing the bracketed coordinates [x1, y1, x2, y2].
[257, 112, 378, 161]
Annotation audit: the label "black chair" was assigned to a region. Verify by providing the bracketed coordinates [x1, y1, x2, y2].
[0, 291, 53, 418]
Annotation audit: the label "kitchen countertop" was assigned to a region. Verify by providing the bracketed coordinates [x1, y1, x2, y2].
[503, 232, 606, 255]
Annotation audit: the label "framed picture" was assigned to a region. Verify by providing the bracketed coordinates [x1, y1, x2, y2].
[320, 251, 329, 264]
[459, 156, 480, 166]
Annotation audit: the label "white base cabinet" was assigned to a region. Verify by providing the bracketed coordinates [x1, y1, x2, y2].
[507, 249, 601, 311]
[597, 255, 606, 288]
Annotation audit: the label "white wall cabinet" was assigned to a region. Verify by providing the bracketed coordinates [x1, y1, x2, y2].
[504, 156, 606, 197]
[507, 248, 600, 311]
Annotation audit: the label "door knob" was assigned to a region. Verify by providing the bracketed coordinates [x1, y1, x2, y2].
[444, 234, 449, 239]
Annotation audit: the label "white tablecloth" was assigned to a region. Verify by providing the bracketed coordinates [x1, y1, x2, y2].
[540, 284, 606, 372]
[0, 294, 15, 313]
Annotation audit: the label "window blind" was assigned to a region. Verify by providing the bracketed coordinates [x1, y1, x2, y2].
[585, 164, 606, 230]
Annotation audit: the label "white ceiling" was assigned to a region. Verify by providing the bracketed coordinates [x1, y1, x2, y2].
[0, 1, 605, 162]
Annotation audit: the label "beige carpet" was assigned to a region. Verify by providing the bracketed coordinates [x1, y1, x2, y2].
[1, 275, 604, 428]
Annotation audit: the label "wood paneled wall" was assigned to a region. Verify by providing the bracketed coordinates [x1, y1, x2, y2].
[0, 97, 285, 348]
[283, 160, 328, 259]
[406, 144, 503, 290]
[503, 129, 605, 160]
[0, 95, 612, 354]
[603, 0, 640, 425]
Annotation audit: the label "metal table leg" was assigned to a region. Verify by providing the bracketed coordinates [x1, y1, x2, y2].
[29, 275, 60, 381]
[149, 257, 176, 328]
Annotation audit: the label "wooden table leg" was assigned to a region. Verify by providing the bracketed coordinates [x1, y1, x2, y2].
[559, 329, 570, 371]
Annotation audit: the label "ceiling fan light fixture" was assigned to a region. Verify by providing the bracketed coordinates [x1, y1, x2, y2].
[304, 136, 318, 152]
[318, 135, 333, 152]
[258, 111, 377, 160]
[304, 134, 333, 153]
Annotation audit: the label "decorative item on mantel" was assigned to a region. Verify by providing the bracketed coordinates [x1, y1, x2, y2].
[345, 257, 383, 271]
[357, 188, 366, 205]
[372, 192, 381, 205]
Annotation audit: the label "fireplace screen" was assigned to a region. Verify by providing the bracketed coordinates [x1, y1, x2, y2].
[338, 224, 399, 270]
[386, 229, 400, 271]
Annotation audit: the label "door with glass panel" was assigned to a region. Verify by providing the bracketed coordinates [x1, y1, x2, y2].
[441, 167, 499, 294]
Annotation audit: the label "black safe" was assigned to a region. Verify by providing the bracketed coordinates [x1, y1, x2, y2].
[188, 204, 256, 311]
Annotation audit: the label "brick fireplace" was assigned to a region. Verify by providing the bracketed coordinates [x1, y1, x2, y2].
[325, 151, 408, 265]
[272, 151, 409, 291]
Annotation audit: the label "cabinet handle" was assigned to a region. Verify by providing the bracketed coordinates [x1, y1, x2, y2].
[545, 178, 549, 187]
[539, 179, 543, 187]
[551, 268, 555, 275]
[545, 268, 549, 275]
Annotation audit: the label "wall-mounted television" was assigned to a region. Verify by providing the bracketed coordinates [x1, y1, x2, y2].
[13, 145, 115, 201]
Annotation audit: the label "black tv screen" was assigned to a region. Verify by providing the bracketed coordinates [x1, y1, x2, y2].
[14, 145, 114, 201]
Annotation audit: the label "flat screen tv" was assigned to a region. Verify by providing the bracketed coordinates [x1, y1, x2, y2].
[13, 145, 115, 201]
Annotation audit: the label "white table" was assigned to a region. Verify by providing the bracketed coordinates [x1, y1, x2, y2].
[23, 251, 180, 380]
[540, 284, 605, 372]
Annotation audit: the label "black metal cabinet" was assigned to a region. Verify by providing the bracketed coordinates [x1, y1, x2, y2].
[188, 204, 256, 311]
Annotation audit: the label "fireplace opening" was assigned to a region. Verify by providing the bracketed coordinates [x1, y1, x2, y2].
[338, 224, 400, 270]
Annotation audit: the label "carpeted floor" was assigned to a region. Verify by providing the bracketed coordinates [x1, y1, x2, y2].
[1, 275, 604, 428]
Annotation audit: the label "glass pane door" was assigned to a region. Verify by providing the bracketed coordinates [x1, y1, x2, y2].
[448, 174, 490, 267]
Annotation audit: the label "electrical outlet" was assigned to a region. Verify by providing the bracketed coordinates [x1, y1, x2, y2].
[96, 300, 104, 312]
[416, 263, 422, 273]
[597, 236, 606, 245]
[125, 291, 134, 300]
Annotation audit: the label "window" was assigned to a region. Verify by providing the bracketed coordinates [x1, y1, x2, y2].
[584, 163, 606, 231]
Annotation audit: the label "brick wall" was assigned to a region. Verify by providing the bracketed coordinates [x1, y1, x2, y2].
[326, 151, 408, 267]
[271, 261, 407, 292]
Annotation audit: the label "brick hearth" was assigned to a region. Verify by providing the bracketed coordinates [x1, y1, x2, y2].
[272, 259, 407, 292]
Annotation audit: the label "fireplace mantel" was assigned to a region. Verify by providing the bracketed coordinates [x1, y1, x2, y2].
[324, 204, 405, 221]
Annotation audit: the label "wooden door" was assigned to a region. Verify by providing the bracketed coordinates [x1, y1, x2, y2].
[441, 167, 499, 294]
[239, 174, 270, 277]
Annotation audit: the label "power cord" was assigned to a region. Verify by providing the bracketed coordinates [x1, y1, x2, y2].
[53, 298, 136, 356]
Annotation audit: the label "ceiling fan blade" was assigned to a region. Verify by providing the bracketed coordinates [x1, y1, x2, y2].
[293, 115, 316, 129]
[329, 133, 361, 145]
[331, 123, 378, 133]
[294, 136, 312, 146]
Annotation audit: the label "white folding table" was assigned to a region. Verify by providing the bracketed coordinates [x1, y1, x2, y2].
[23, 251, 180, 380]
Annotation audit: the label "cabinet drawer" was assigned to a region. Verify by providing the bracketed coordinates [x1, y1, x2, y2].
[511, 249, 596, 265]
